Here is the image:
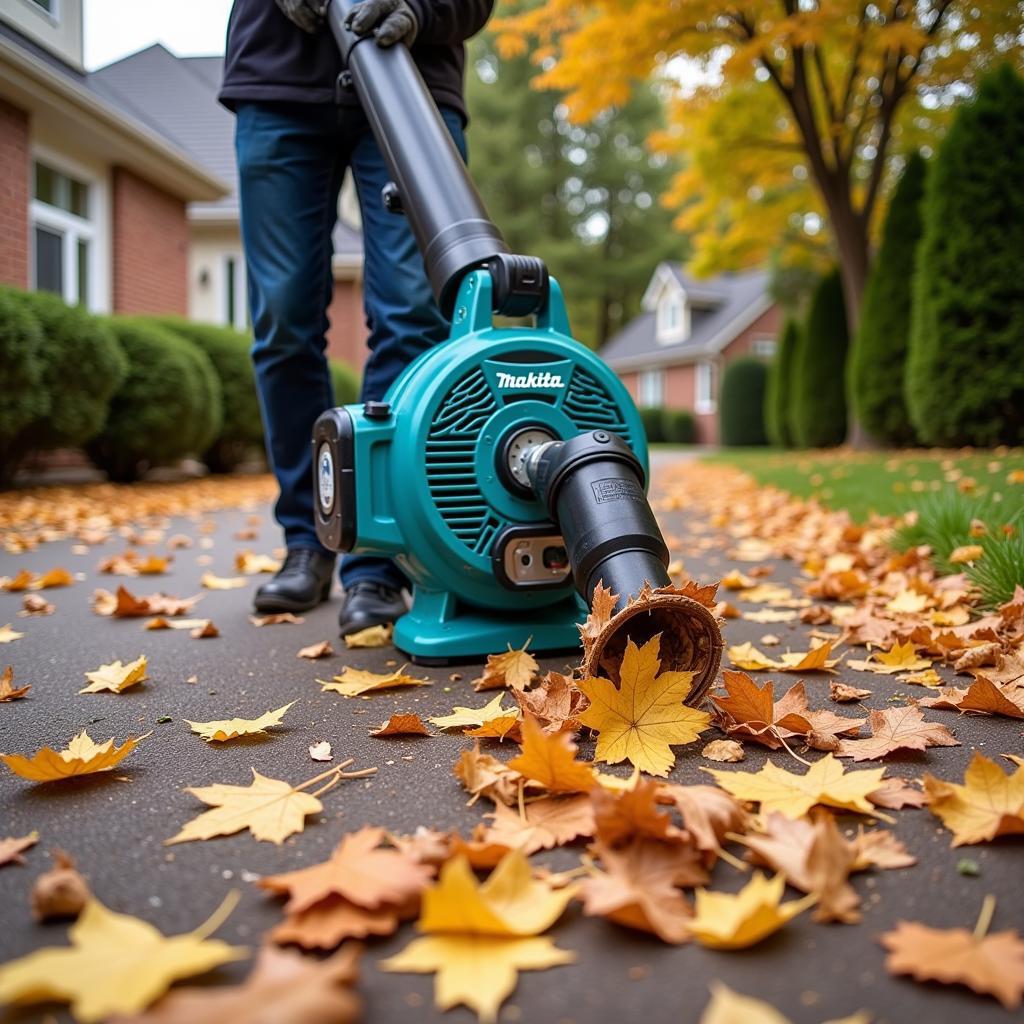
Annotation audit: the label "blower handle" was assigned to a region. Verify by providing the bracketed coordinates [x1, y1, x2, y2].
[326, 0, 547, 318]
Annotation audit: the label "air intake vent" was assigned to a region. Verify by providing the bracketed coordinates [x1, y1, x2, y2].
[563, 368, 630, 434]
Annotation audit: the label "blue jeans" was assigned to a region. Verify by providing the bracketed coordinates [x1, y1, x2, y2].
[236, 101, 466, 591]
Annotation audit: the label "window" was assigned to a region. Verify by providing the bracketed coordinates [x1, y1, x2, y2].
[27, 0, 58, 19]
[223, 255, 248, 329]
[31, 160, 94, 308]
[656, 292, 689, 344]
[696, 360, 717, 414]
[752, 337, 777, 358]
[638, 368, 664, 407]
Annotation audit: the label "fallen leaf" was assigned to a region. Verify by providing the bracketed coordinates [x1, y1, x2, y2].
[0, 831, 37, 867]
[80, 655, 148, 694]
[581, 838, 702, 943]
[29, 567, 74, 589]
[0, 665, 30, 701]
[919, 675, 1024, 718]
[18, 594, 54, 617]
[886, 590, 930, 614]
[453, 743, 534, 806]
[92, 586, 200, 618]
[776, 641, 841, 673]
[429, 692, 514, 730]
[31, 849, 90, 921]
[948, 544, 984, 564]
[900, 668, 944, 687]
[703, 739, 745, 763]
[591, 775, 681, 846]
[744, 609, 799, 624]
[250, 613, 304, 626]
[309, 741, 333, 761]
[0, 897, 246, 1022]
[659, 783, 749, 858]
[578, 635, 711, 777]
[507, 714, 596, 793]
[1, 730, 148, 782]
[465, 715, 522, 741]
[475, 641, 538, 691]
[484, 795, 595, 853]
[0, 569, 33, 591]
[344, 623, 392, 648]
[511, 670, 587, 732]
[727, 642, 779, 671]
[868, 778, 930, 810]
[848, 641, 932, 675]
[370, 713, 431, 737]
[270, 894, 400, 949]
[235, 551, 282, 574]
[837, 704, 959, 762]
[380, 851, 575, 1022]
[189, 620, 220, 639]
[881, 897, 1024, 1009]
[698, 982, 793, 1024]
[298, 640, 334, 660]
[704, 754, 887, 819]
[200, 572, 248, 590]
[167, 762, 375, 845]
[831, 682, 871, 702]
[923, 752, 1024, 846]
[185, 702, 295, 742]
[687, 872, 815, 949]
[322, 666, 428, 698]
[0, 624, 24, 644]
[108, 944, 360, 1024]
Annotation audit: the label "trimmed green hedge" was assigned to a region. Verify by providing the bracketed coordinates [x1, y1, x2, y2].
[720, 357, 769, 446]
[792, 269, 849, 448]
[661, 408, 696, 444]
[849, 152, 927, 446]
[329, 359, 361, 406]
[906, 64, 1024, 446]
[87, 318, 223, 482]
[152, 317, 262, 472]
[764, 318, 799, 448]
[0, 288, 48, 482]
[637, 406, 664, 443]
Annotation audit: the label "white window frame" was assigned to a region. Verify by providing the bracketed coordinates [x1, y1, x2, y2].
[23, 0, 60, 24]
[752, 336, 777, 358]
[29, 146, 109, 313]
[637, 368, 664, 407]
[695, 360, 717, 414]
[656, 291, 689, 345]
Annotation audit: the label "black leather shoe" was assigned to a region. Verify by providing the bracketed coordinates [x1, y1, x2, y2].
[338, 581, 408, 637]
[253, 548, 336, 613]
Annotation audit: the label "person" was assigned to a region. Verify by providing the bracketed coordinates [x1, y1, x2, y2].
[219, 0, 494, 635]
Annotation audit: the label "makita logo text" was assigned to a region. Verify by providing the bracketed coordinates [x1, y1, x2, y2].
[496, 371, 565, 389]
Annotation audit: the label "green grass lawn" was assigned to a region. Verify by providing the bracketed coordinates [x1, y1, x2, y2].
[703, 446, 1024, 523]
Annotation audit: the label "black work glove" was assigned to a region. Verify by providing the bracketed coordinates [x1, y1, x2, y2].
[345, 0, 418, 47]
[275, 0, 329, 33]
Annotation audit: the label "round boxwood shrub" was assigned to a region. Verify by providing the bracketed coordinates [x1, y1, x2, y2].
[849, 152, 927, 446]
[637, 406, 664, 443]
[906, 64, 1024, 447]
[16, 290, 127, 450]
[791, 269, 849, 448]
[329, 358, 361, 406]
[765, 318, 799, 447]
[0, 287, 48, 482]
[720, 356, 769, 446]
[660, 408, 696, 444]
[153, 317, 262, 472]
[87, 318, 223, 482]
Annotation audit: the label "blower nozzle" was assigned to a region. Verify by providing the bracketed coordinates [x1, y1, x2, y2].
[526, 431, 723, 704]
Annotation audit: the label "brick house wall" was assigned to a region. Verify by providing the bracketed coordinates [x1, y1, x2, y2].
[614, 302, 782, 445]
[325, 279, 367, 368]
[111, 167, 189, 314]
[0, 99, 30, 289]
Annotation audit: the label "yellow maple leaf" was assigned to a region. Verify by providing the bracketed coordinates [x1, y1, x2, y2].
[0, 897, 245, 1022]
[886, 590, 930, 614]
[704, 754, 887, 818]
[79, 655, 148, 694]
[1, 730, 148, 782]
[429, 692, 514, 730]
[923, 752, 1024, 846]
[688, 872, 815, 950]
[507, 714, 596, 793]
[235, 551, 281, 574]
[200, 572, 248, 590]
[775, 641, 841, 673]
[848, 641, 931, 675]
[578, 635, 711, 777]
[343, 623, 393, 648]
[29, 567, 74, 590]
[0, 624, 24, 644]
[477, 641, 538, 691]
[727, 642, 780, 671]
[185, 701, 296, 742]
[320, 666, 428, 697]
[381, 852, 575, 1022]
[699, 982, 795, 1024]
[166, 763, 373, 845]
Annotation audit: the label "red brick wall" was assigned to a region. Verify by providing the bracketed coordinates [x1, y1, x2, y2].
[111, 168, 188, 314]
[325, 278, 367, 369]
[0, 99, 30, 289]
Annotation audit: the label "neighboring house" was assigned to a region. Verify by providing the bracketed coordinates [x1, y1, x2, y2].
[0, 0, 227, 314]
[600, 263, 781, 444]
[88, 43, 367, 367]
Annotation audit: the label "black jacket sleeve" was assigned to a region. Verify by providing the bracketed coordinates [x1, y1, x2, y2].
[405, 0, 494, 45]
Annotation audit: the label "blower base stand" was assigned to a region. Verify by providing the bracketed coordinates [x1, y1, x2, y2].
[394, 588, 587, 666]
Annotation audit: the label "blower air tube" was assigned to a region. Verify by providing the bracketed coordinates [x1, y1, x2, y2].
[528, 431, 723, 704]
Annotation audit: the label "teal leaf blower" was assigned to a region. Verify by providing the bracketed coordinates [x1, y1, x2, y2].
[313, 1, 722, 699]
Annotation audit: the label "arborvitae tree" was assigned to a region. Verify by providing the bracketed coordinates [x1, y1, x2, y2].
[906, 64, 1024, 447]
[848, 152, 927, 446]
[765, 318, 799, 447]
[791, 269, 849, 448]
[720, 357, 769, 446]
[465, 31, 682, 347]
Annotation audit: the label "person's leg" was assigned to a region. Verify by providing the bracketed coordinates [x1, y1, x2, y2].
[340, 107, 468, 592]
[236, 102, 348, 608]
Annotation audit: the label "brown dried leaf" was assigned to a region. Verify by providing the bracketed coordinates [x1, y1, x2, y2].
[483, 795, 595, 853]
[0, 666, 30, 701]
[837, 706, 959, 762]
[370, 714, 431, 737]
[30, 849, 90, 921]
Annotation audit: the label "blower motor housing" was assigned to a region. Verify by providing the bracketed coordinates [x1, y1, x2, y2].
[313, 270, 649, 662]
